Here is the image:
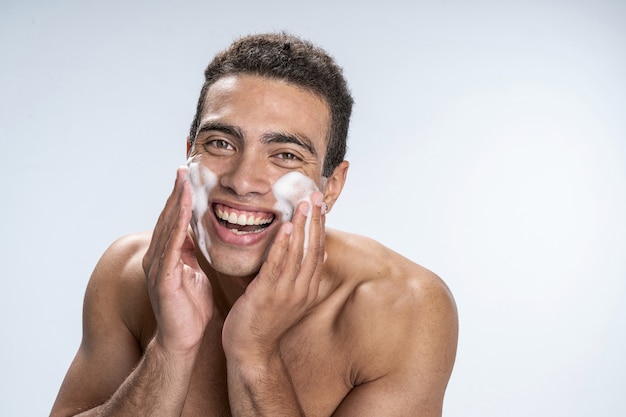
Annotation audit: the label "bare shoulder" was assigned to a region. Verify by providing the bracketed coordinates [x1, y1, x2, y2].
[325, 228, 456, 309]
[87, 231, 151, 297]
[50, 232, 155, 416]
[325, 229, 458, 386]
[85, 231, 155, 344]
[93, 231, 152, 273]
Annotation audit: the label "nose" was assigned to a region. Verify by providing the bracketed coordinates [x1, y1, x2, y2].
[219, 153, 272, 196]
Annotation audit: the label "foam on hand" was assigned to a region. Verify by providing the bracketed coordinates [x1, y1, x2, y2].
[187, 156, 217, 264]
[272, 171, 320, 254]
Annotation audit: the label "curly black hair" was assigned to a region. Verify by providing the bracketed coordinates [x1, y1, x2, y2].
[189, 32, 353, 177]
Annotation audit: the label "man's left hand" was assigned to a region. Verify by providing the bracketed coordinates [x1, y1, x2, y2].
[222, 191, 327, 362]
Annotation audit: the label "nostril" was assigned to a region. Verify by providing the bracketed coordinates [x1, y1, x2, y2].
[219, 165, 272, 196]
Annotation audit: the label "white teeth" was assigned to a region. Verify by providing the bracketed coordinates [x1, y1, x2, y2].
[216, 208, 273, 226]
[230, 227, 264, 235]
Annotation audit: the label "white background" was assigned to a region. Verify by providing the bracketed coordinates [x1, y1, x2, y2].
[1, 1, 625, 415]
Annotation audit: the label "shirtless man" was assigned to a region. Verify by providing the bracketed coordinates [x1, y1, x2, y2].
[50, 33, 458, 417]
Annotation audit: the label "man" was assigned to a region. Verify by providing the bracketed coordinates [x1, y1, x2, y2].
[50, 32, 458, 417]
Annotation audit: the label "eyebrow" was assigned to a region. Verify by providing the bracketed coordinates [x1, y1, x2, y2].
[261, 132, 317, 157]
[195, 122, 244, 141]
[196, 121, 317, 157]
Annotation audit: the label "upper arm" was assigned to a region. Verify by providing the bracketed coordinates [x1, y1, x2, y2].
[50, 235, 150, 417]
[333, 271, 458, 417]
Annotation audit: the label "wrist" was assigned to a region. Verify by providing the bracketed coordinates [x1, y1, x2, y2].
[223, 336, 280, 364]
[149, 336, 200, 371]
[226, 345, 282, 378]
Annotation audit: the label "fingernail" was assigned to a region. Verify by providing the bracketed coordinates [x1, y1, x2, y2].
[300, 201, 311, 216]
[312, 192, 323, 206]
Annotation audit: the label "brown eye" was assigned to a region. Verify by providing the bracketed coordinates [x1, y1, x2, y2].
[271, 151, 305, 169]
[203, 138, 235, 155]
[211, 139, 232, 149]
[277, 152, 301, 161]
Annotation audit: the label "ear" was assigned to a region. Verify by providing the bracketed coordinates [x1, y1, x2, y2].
[322, 161, 349, 213]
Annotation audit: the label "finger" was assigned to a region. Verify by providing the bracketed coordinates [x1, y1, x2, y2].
[258, 221, 293, 285]
[144, 170, 182, 278]
[150, 169, 187, 275]
[300, 192, 324, 275]
[159, 167, 193, 274]
[144, 167, 188, 281]
[292, 192, 324, 301]
[279, 199, 309, 283]
[180, 227, 200, 269]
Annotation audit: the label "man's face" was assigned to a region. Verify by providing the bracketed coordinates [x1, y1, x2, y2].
[187, 74, 332, 278]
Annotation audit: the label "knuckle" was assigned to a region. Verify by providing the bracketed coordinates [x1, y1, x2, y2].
[268, 266, 281, 283]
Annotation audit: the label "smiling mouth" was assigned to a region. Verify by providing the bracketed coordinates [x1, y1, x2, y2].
[213, 203, 275, 235]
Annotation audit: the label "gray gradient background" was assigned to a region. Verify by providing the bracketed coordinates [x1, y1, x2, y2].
[1, 0, 625, 415]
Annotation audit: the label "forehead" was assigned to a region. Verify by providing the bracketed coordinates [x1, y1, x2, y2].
[200, 74, 331, 151]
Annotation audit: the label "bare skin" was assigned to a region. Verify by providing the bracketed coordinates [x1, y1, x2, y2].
[50, 75, 458, 417]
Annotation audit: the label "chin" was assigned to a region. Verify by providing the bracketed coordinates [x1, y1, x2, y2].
[191, 209, 279, 279]
[206, 250, 266, 279]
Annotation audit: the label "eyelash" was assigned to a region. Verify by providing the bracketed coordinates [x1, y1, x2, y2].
[276, 152, 302, 161]
[203, 139, 234, 152]
[198, 139, 304, 166]
[213, 139, 232, 148]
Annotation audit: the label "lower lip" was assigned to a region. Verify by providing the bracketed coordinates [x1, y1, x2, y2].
[210, 207, 276, 247]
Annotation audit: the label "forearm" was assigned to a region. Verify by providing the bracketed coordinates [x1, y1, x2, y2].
[227, 351, 305, 417]
[79, 340, 198, 417]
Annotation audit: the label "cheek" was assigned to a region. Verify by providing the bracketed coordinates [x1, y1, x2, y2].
[272, 171, 319, 221]
[187, 156, 218, 207]
[187, 156, 218, 263]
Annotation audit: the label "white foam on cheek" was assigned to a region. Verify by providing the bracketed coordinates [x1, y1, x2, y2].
[186, 157, 217, 264]
[272, 171, 320, 255]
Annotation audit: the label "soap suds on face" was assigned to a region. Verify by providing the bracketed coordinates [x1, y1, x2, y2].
[187, 156, 217, 264]
[186, 161, 320, 263]
[272, 171, 320, 254]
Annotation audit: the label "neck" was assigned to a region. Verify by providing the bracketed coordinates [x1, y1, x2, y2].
[196, 253, 255, 315]
[194, 230, 341, 317]
[213, 271, 254, 314]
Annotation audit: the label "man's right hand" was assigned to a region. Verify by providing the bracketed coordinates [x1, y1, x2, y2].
[50, 166, 214, 417]
[142, 166, 214, 357]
